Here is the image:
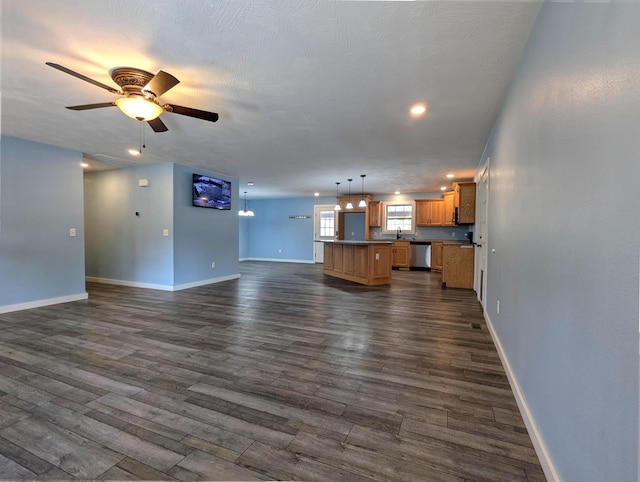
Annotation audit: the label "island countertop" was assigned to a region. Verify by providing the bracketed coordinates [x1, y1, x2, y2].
[319, 239, 393, 244]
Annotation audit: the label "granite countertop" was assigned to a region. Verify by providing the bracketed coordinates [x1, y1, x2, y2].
[371, 238, 469, 243]
[320, 240, 394, 244]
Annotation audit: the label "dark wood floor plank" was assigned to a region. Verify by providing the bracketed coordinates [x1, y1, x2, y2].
[0, 417, 124, 478]
[174, 449, 266, 481]
[0, 261, 544, 481]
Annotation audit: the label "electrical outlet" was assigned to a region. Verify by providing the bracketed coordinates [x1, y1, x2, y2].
[451, 231, 456, 237]
[163, 229, 169, 237]
[496, 300, 500, 314]
[69, 228, 76, 237]
[211, 261, 216, 269]
[278, 249, 282, 253]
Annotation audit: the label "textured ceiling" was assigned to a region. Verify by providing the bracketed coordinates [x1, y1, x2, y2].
[1, 0, 541, 199]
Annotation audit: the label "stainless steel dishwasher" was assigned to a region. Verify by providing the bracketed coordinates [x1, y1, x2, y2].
[409, 241, 431, 270]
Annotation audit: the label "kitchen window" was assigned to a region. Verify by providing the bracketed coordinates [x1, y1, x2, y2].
[382, 202, 415, 234]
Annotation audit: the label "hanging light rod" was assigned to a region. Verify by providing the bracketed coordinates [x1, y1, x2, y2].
[346, 179, 353, 210]
[239, 191, 254, 217]
[359, 174, 367, 208]
[334, 182, 341, 211]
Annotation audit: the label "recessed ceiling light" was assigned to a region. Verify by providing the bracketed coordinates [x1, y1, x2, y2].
[80, 162, 89, 168]
[440, 186, 447, 191]
[314, 192, 320, 197]
[446, 173, 454, 178]
[128, 148, 141, 156]
[395, 191, 400, 195]
[247, 182, 255, 186]
[410, 103, 426, 117]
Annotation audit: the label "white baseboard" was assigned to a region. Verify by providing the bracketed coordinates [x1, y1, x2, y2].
[241, 258, 315, 264]
[0, 292, 88, 314]
[86, 274, 240, 292]
[483, 310, 560, 482]
[85, 277, 174, 291]
[172, 274, 240, 291]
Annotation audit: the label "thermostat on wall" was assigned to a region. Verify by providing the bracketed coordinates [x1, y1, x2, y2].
[138, 179, 149, 187]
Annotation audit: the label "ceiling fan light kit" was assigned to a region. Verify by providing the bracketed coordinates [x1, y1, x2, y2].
[115, 95, 163, 121]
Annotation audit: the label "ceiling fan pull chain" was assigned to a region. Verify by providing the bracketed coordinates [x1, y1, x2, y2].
[139, 121, 143, 154]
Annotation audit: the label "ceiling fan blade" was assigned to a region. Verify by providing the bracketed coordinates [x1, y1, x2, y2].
[147, 117, 168, 132]
[66, 102, 116, 110]
[143, 70, 179, 97]
[166, 104, 219, 122]
[46, 62, 120, 94]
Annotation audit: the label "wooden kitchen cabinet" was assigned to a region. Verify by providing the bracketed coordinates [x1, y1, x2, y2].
[416, 200, 444, 226]
[442, 244, 475, 289]
[430, 242, 443, 271]
[368, 201, 381, 227]
[443, 191, 455, 226]
[454, 182, 476, 224]
[392, 241, 410, 269]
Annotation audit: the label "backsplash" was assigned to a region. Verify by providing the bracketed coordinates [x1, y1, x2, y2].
[370, 225, 471, 240]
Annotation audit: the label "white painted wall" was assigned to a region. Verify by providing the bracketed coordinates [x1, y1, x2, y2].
[480, 4, 639, 480]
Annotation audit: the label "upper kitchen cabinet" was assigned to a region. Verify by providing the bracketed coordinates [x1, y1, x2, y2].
[443, 191, 455, 226]
[454, 182, 476, 224]
[416, 199, 444, 226]
[368, 200, 381, 227]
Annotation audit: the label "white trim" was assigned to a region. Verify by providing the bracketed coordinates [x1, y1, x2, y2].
[85, 277, 174, 291]
[241, 258, 314, 264]
[173, 274, 240, 291]
[0, 292, 88, 314]
[86, 274, 240, 292]
[484, 310, 560, 482]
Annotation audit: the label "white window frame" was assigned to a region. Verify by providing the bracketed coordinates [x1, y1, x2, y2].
[381, 201, 416, 235]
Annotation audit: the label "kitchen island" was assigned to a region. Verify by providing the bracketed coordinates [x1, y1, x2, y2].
[323, 240, 393, 286]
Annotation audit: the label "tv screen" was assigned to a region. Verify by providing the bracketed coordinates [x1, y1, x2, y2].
[192, 174, 231, 210]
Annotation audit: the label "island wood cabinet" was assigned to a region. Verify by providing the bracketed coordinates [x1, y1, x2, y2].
[416, 200, 444, 226]
[442, 244, 475, 289]
[324, 242, 392, 285]
[430, 242, 443, 271]
[443, 192, 455, 226]
[453, 182, 476, 224]
[392, 241, 410, 269]
[368, 200, 382, 227]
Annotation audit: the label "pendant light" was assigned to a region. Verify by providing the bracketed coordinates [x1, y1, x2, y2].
[334, 182, 341, 211]
[239, 191, 254, 217]
[346, 179, 354, 209]
[358, 174, 367, 208]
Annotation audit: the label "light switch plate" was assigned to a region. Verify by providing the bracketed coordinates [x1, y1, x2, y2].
[163, 229, 169, 237]
[69, 228, 76, 237]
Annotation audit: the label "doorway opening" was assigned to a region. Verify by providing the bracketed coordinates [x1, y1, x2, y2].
[313, 204, 335, 263]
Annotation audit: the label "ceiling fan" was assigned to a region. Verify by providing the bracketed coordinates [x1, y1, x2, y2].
[46, 62, 219, 132]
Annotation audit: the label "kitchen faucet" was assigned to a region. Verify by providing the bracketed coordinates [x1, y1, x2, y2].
[396, 228, 402, 239]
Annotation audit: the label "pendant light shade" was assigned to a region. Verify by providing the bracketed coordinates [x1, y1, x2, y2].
[346, 178, 354, 210]
[358, 174, 367, 208]
[239, 191, 254, 217]
[334, 182, 341, 211]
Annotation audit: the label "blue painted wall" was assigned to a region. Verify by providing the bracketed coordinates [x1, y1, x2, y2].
[239, 215, 250, 259]
[84, 163, 174, 286]
[480, 4, 639, 480]
[173, 164, 239, 285]
[0, 136, 86, 307]
[247, 197, 319, 261]
[343, 212, 365, 241]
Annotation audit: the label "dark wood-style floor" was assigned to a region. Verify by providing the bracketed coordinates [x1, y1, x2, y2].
[0, 261, 545, 481]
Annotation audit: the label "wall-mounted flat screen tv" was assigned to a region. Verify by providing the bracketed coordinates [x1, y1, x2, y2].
[192, 174, 231, 210]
